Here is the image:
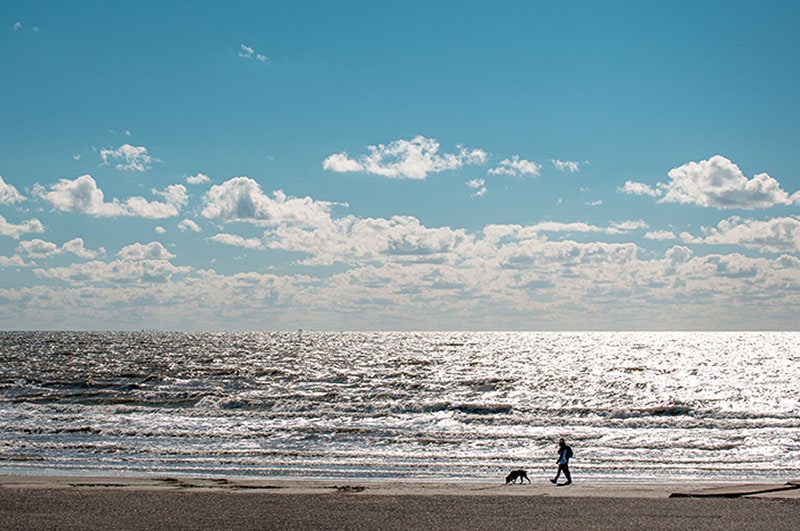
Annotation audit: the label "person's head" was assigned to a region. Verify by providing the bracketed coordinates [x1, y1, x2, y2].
[558, 438, 565, 447]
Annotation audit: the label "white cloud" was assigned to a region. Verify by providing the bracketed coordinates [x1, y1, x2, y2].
[488, 156, 541, 177]
[610, 220, 648, 232]
[201, 176, 336, 226]
[9, 205, 800, 329]
[124, 195, 182, 218]
[530, 221, 605, 234]
[661, 156, 797, 209]
[30, 242, 187, 286]
[644, 230, 677, 241]
[100, 143, 157, 172]
[12, 22, 40, 33]
[239, 44, 267, 62]
[17, 239, 59, 259]
[466, 178, 487, 197]
[322, 153, 363, 173]
[17, 237, 102, 259]
[322, 136, 487, 180]
[491, 219, 646, 238]
[34, 258, 189, 285]
[586, 199, 603, 206]
[63, 238, 103, 259]
[36, 175, 184, 218]
[178, 219, 201, 233]
[0, 215, 45, 239]
[0, 255, 26, 268]
[36, 175, 122, 216]
[117, 242, 175, 261]
[684, 216, 800, 253]
[552, 159, 581, 173]
[155, 226, 167, 234]
[153, 184, 188, 208]
[256, 207, 652, 271]
[186, 173, 211, 185]
[619, 180, 661, 197]
[621, 155, 798, 209]
[209, 233, 264, 249]
[260, 213, 473, 267]
[0, 176, 25, 205]
[198, 181, 656, 269]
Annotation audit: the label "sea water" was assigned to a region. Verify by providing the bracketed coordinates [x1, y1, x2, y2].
[0, 331, 798, 482]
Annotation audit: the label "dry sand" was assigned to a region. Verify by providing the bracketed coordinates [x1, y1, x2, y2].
[1, 475, 799, 530]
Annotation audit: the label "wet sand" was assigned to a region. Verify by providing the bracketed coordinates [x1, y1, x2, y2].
[1, 476, 799, 530]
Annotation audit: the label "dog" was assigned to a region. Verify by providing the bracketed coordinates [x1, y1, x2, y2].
[505, 469, 531, 484]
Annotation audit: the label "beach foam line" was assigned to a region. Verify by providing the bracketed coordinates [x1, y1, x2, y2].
[669, 481, 800, 498]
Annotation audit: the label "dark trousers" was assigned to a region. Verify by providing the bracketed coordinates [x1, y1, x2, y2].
[554, 463, 571, 482]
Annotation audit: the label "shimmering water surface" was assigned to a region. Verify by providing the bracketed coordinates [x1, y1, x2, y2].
[1, 331, 798, 482]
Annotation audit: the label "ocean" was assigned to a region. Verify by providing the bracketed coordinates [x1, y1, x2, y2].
[0, 331, 798, 483]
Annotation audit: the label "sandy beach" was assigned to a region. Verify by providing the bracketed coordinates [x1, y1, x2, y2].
[2, 476, 799, 530]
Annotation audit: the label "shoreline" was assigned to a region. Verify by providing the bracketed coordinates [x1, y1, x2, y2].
[2, 475, 800, 530]
[3, 474, 800, 499]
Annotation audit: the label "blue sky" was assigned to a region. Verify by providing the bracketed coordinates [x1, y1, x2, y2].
[2, 1, 799, 330]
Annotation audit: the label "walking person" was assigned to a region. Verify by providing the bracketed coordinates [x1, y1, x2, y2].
[550, 438, 573, 486]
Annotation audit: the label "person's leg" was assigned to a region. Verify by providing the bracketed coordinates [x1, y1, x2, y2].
[562, 463, 571, 484]
[550, 465, 563, 483]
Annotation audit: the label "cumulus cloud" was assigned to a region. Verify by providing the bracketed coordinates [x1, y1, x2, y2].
[620, 155, 798, 209]
[258, 213, 474, 267]
[0, 215, 44, 239]
[552, 159, 581, 173]
[255, 205, 653, 271]
[186, 173, 211, 185]
[124, 194, 183, 218]
[488, 156, 541, 177]
[619, 181, 661, 197]
[36, 175, 185, 218]
[12, 203, 800, 329]
[0, 176, 25, 205]
[195, 181, 657, 268]
[322, 136, 487, 180]
[489, 219, 647, 239]
[117, 241, 175, 261]
[201, 177, 336, 226]
[209, 233, 264, 249]
[35, 175, 120, 216]
[322, 153, 363, 173]
[178, 219, 201, 233]
[610, 220, 648, 232]
[34, 258, 189, 285]
[239, 44, 267, 62]
[40, 238, 94, 258]
[644, 230, 677, 241]
[0, 255, 26, 268]
[17, 239, 59, 259]
[152, 184, 188, 208]
[466, 178, 487, 197]
[683, 216, 800, 253]
[100, 143, 157, 172]
[17, 237, 103, 260]
[31, 241, 187, 285]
